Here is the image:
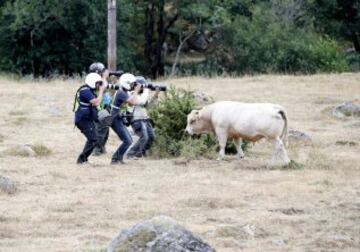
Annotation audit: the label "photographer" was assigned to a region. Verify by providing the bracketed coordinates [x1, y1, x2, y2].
[88, 62, 112, 156]
[127, 76, 160, 159]
[73, 73, 107, 164]
[110, 73, 142, 165]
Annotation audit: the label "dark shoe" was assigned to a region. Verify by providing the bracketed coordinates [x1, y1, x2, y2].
[111, 159, 125, 165]
[76, 156, 88, 164]
[92, 147, 106, 156]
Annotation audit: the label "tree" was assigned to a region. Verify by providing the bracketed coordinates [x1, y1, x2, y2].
[312, 0, 360, 53]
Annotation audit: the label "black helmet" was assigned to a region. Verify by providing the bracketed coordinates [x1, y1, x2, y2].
[135, 76, 148, 86]
[88, 62, 106, 74]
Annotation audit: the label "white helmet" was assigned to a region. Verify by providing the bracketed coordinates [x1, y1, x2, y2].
[85, 73, 102, 89]
[119, 73, 136, 90]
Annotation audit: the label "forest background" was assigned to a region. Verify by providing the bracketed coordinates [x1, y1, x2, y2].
[0, 0, 359, 78]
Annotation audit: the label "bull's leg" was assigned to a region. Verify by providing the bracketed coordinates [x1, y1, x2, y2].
[269, 137, 290, 167]
[215, 127, 228, 160]
[235, 138, 245, 159]
[278, 138, 290, 165]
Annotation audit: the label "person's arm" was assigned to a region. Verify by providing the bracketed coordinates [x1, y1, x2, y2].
[127, 84, 141, 106]
[137, 88, 150, 105]
[147, 88, 160, 108]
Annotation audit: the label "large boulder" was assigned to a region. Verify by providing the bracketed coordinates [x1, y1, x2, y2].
[333, 102, 360, 118]
[107, 216, 216, 252]
[0, 176, 16, 195]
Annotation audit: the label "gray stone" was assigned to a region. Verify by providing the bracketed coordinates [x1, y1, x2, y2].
[107, 216, 216, 252]
[333, 102, 360, 118]
[0, 176, 16, 195]
[288, 130, 312, 146]
[273, 239, 287, 246]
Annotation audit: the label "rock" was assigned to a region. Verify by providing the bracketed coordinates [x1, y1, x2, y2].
[107, 216, 216, 252]
[2, 144, 36, 157]
[273, 239, 287, 246]
[288, 130, 312, 146]
[0, 176, 16, 194]
[333, 102, 360, 118]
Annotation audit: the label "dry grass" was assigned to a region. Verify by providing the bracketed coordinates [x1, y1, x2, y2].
[0, 73, 360, 251]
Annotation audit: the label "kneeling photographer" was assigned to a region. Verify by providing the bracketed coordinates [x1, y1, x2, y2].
[127, 76, 164, 159]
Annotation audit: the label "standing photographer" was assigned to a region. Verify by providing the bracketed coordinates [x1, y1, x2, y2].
[127, 76, 160, 159]
[110, 73, 142, 165]
[73, 73, 107, 164]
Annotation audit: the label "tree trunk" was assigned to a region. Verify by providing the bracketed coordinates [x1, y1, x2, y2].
[350, 30, 360, 53]
[107, 0, 117, 71]
[170, 30, 196, 78]
[144, 2, 155, 74]
[153, 0, 165, 78]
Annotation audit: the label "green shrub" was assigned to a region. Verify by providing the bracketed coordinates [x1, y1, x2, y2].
[149, 87, 195, 157]
[345, 52, 360, 72]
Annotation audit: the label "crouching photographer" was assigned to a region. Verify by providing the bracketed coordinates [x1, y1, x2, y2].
[126, 76, 163, 159]
[88, 62, 113, 156]
[109, 73, 143, 164]
[88, 62, 126, 156]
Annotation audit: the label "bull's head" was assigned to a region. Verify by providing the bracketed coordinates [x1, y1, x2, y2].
[185, 109, 209, 135]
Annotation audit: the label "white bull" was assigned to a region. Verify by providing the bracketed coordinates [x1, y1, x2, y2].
[185, 101, 290, 166]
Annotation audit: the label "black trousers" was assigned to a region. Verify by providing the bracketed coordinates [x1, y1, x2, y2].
[76, 118, 99, 163]
[94, 121, 110, 153]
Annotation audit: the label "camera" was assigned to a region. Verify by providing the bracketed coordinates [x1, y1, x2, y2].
[143, 83, 167, 92]
[109, 70, 124, 78]
[135, 76, 167, 92]
[107, 83, 120, 90]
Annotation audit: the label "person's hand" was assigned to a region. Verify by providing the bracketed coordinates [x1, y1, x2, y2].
[134, 83, 142, 93]
[99, 81, 108, 91]
[154, 87, 160, 97]
[102, 69, 110, 80]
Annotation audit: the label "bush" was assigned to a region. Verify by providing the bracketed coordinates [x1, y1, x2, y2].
[149, 87, 195, 157]
[345, 52, 360, 72]
[197, 3, 349, 75]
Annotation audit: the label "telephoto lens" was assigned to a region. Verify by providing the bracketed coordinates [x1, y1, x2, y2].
[147, 83, 167, 91]
[107, 84, 120, 90]
[109, 70, 124, 77]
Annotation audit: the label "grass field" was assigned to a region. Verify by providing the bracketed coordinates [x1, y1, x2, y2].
[0, 73, 360, 251]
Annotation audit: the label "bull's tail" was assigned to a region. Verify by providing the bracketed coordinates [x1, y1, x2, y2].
[278, 110, 288, 144]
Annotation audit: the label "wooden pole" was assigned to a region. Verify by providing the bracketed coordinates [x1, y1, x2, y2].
[107, 0, 117, 71]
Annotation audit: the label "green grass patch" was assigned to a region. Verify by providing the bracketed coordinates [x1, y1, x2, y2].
[335, 140, 358, 146]
[9, 110, 27, 116]
[32, 144, 52, 157]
